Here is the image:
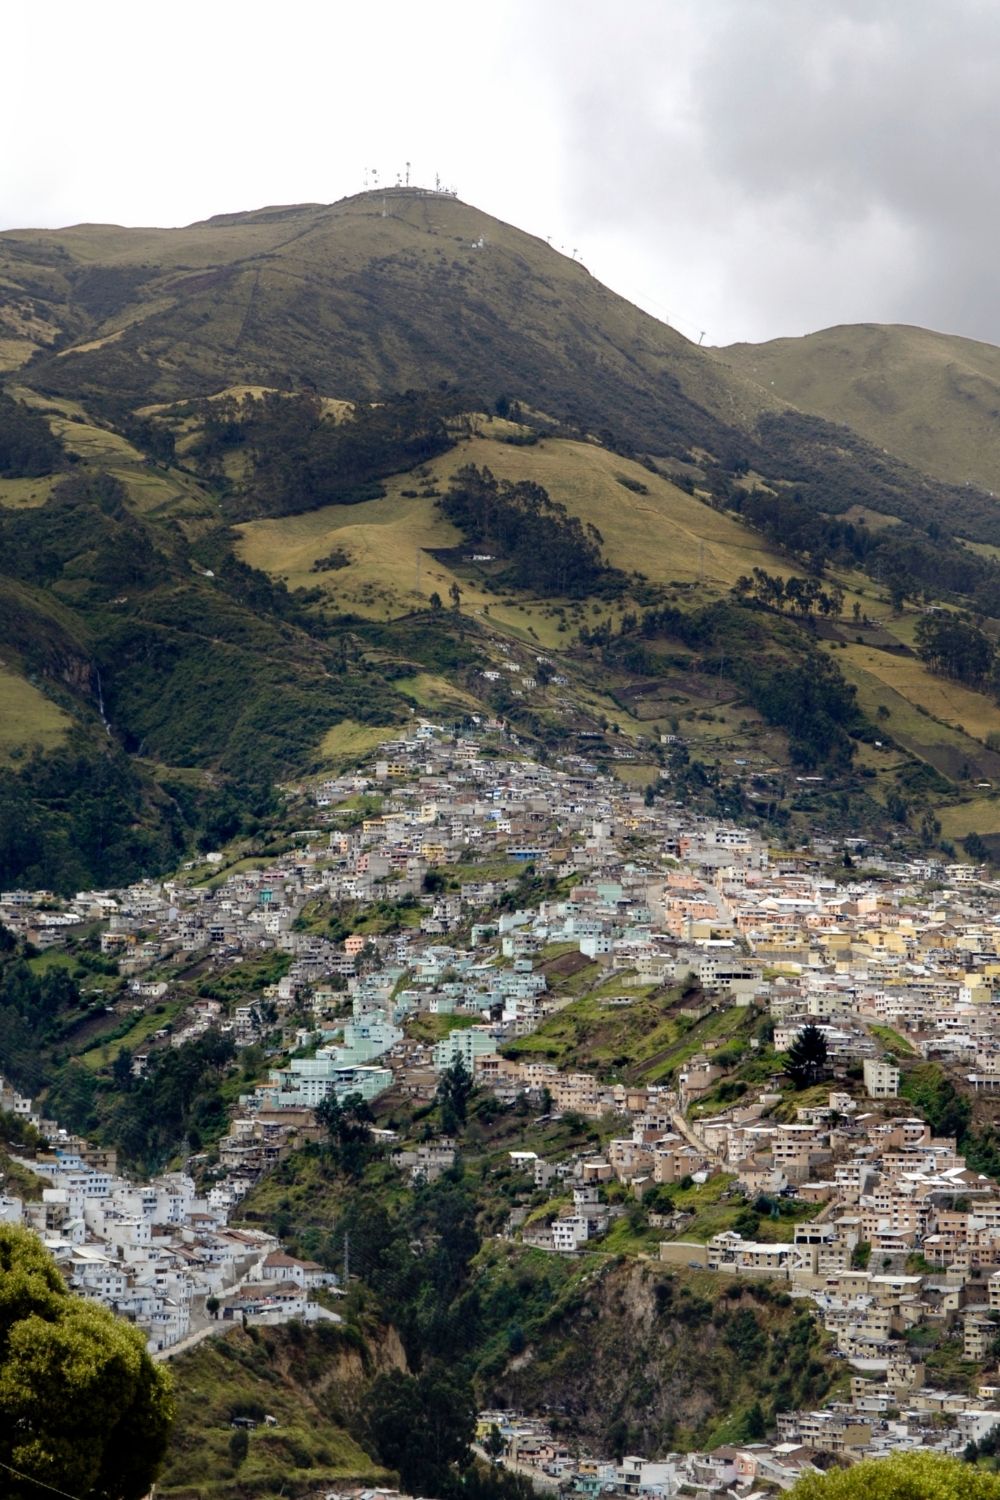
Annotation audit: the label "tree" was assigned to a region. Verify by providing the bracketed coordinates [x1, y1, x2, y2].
[744, 1401, 766, 1439]
[112, 1046, 134, 1092]
[228, 1428, 249, 1468]
[484, 1423, 506, 1465]
[437, 1056, 473, 1132]
[964, 831, 990, 864]
[785, 1024, 828, 1089]
[315, 1091, 374, 1178]
[367, 1364, 475, 1495]
[789, 1450, 1000, 1497]
[206, 1295, 221, 1319]
[0, 1225, 174, 1500]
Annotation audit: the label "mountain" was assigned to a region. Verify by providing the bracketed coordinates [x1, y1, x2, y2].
[0, 190, 776, 452]
[6, 190, 1000, 886]
[721, 322, 1000, 497]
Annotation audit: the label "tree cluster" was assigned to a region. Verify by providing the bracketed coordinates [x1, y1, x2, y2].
[336, 1165, 482, 1367]
[914, 611, 995, 688]
[733, 568, 844, 619]
[440, 464, 623, 596]
[0, 391, 63, 477]
[789, 1449, 1000, 1497]
[48, 1028, 236, 1170]
[315, 1090, 375, 1178]
[367, 1364, 475, 1496]
[194, 389, 461, 519]
[608, 598, 866, 771]
[0, 944, 82, 1094]
[719, 439, 1000, 620]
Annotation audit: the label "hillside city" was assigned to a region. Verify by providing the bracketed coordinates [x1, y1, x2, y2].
[8, 717, 1000, 1494]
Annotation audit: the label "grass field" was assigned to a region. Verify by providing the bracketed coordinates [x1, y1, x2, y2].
[937, 799, 1000, 839]
[317, 718, 398, 766]
[0, 474, 60, 509]
[507, 991, 754, 1084]
[10, 384, 221, 519]
[78, 997, 188, 1071]
[0, 665, 71, 760]
[868, 1023, 916, 1056]
[394, 671, 484, 714]
[159, 1325, 387, 1497]
[834, 641, 1000, 783]
[840, 646, 1000, 742]
[724, 321, 1000, 496]
[434, 433, 791, 588]
[236, 490, 480, 620]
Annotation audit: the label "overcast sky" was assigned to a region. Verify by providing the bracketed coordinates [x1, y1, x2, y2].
[4, 0, 998, 347]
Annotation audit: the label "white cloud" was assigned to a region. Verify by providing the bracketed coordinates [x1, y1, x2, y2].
[3, 0, 1000, 343]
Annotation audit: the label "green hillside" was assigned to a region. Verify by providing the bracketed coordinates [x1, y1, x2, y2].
[160, 1323, 393, 1499]
[722, 321, 1000, 496]
[1, 191, 777, 454]
[4, 192, 1000, 881]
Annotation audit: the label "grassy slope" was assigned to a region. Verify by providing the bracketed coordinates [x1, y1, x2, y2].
[159, 1323, 391, 1499]
[722, 321, 1000, 495]
[506, 989, 757, 1085]
[235, 430, 794, 619]
[236, 420, 1000, 824]
[8, 386, 219, 519]
[0, 664, 71, 761]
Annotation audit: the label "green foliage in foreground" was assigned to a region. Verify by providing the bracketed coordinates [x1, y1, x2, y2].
[0, 1224, 173, 1500]
[790, 1450, 1000, 1499]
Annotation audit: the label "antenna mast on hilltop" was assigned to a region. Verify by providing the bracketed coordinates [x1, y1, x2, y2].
[406, 160, 411, 185]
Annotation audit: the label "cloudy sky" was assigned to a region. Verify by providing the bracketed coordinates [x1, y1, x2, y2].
[4, 0, 997, 346]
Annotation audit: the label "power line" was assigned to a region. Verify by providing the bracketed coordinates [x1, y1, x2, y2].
[0, 1458, 90, 1500]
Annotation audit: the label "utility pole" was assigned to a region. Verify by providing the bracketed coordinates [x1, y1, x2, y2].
[343, 1230, 350, 1284]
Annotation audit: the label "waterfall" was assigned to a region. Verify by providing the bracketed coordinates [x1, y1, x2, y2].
[95, 668, 111, 734]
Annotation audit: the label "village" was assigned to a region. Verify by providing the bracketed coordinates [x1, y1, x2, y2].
[8, 717, 1000, 1491]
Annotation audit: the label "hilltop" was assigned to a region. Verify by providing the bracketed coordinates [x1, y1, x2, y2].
[0, 190, 775, 452]
[722, 321, 1000, 496]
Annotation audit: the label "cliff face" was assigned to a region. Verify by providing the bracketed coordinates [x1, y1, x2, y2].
[494, 1260, 838, 1453]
